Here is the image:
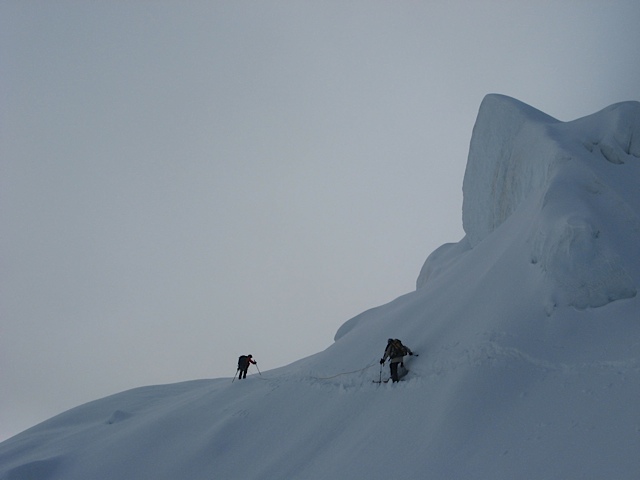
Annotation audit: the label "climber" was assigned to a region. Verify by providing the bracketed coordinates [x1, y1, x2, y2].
[380, 339, 413, 382]
[237, 354, 257, 380]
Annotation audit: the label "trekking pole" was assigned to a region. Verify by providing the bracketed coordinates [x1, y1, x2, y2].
[378, 363, 383, 384]
[255, 363, 262, 376]
[232, 369, 239, 383]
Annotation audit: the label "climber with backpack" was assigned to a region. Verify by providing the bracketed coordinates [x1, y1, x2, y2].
[380, 339, 413, 383]
[237, 354, 257, 380]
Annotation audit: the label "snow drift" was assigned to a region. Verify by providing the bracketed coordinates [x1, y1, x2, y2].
[2, 95, 640, 480]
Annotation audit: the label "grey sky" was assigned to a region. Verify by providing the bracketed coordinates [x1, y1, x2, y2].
[2, 1, 639, 441]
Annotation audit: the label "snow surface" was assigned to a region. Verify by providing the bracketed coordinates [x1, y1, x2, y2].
[2, 94, 640, 480]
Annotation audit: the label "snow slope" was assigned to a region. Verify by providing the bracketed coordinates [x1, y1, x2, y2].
[2, 94, 640, 480]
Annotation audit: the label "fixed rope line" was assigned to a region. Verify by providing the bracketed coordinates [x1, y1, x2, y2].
[310, 361, 378, 380]
[233, 359, 383, 382]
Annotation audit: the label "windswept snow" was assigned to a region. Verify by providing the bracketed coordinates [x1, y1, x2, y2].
[426, 94, 639, 312]
[2, 95, 640, 480]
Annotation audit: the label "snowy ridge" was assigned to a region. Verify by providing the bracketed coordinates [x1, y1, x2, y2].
[2, 95, 640, 480]
[462, 94, 560, 247]
[421, 94, 640, 312]
[461, 94, 640, 247]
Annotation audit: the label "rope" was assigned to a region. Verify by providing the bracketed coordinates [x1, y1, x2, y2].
[233, 358, 387, 382]
[309, 361, 378, 380]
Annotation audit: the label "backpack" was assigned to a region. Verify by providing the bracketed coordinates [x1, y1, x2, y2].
[238, 355, 248, 369]
[389, 339, 407, 358]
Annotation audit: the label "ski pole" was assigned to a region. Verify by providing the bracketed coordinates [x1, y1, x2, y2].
[232, 369, 239, 383]
[255, 363, 262, 376]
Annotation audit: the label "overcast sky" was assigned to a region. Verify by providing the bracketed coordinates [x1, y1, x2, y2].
[2, 1, 639, 441]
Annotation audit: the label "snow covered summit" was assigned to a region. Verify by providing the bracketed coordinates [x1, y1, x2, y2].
[2, 95, 640, 480]
[420, 94, 639, 313]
